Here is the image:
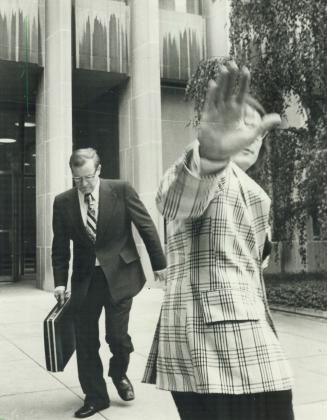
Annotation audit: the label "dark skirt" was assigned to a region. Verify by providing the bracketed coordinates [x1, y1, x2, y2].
[171, 390, 294, 420]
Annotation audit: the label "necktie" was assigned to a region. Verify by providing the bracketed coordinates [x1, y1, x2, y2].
[84, 193, 97, 243]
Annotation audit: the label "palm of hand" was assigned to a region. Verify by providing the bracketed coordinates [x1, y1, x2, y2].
[197, 63, 281, 162]
[198, 99, 252, 160]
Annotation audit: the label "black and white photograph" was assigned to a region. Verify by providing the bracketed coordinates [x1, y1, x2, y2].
[0, 0, 326, 419]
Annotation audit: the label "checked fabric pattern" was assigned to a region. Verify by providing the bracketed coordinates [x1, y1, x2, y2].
[84, 193, 97, 242]
[142, 143, 293, 395]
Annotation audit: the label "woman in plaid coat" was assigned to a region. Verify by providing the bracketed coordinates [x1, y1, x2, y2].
[143, 63, 294, 420]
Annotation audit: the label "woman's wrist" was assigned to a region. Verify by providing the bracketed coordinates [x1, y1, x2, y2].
[192, 140, 229, 175]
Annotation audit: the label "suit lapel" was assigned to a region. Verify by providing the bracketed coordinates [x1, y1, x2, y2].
[96, 180, 117, 243]
[67, 188, 90, 243]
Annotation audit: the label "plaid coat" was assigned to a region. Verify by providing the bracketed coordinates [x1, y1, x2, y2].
[142, 145, 293, 394]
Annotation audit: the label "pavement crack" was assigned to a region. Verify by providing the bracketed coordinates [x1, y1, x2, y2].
[0, 332, 83, 401]
[0, 387, 65, 399]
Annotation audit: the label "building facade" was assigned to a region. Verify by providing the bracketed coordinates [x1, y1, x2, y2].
[0, 0, 324, 289]
[0, 0, 232, 289]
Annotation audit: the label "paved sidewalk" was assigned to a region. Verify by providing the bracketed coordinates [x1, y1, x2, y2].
[0, 280, 327, 420]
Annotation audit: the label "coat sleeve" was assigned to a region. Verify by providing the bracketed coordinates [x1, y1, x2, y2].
[124, 183, 167, 271]
[156, 142, 226, 221]
[51, 196, 71, 288]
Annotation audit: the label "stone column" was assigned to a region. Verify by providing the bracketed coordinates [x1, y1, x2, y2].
[36, 0, 73, 291]
[119, 0, 164, 285]
[203, 0, 231, 58]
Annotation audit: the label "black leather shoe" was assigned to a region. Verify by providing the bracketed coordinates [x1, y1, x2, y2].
[112, 375, 135, 401]
[74, 402, 110, 418]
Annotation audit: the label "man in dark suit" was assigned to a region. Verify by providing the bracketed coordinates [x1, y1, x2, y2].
[52, 148, 166, 418]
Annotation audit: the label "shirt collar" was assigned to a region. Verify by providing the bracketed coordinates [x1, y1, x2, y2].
[92, 178, 100, 202]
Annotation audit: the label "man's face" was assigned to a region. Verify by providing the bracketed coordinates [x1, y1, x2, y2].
[71, 159, 101, 195]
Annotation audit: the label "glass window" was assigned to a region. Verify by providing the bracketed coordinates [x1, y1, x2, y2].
[159, 0, 202, 15]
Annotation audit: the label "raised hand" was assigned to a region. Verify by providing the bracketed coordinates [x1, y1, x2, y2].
[197, 61, 281, 161]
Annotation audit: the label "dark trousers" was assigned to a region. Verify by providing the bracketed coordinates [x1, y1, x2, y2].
[74, 267, 133, 406]
[171, 390, 295, 420]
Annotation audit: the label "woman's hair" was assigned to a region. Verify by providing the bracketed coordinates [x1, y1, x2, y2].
[244, 94, 270, 176]
[247, 135, 270, 178]
[69, 148, 101, 169]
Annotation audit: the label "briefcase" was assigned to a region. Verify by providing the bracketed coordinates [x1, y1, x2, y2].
[44, 298, 76, 372]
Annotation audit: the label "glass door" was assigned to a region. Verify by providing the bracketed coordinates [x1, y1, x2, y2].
[0, 137, 21, 282]
[0, 109, 36, 282]
[0, 172, 13, 281]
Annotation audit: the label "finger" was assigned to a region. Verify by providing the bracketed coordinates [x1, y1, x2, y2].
[236, 66, 250, 104]
[224, 61, 239, 101]
[60, 293, 66, 306]
[260, 113, 281, 132]
[250, 113, 281, 139]
[215, 64, 229, 106]
[203, 79, 218, 112]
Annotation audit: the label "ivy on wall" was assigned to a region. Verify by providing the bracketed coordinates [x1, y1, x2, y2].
[185, 0, 327, 264]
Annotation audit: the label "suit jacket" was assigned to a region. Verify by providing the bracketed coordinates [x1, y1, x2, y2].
[143, 146, 292, 394]
[52, 179, 166, 306]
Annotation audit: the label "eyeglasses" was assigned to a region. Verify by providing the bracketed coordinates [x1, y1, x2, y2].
[72, 171, 98, 183]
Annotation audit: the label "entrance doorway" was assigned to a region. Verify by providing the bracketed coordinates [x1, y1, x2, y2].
[0, 108, 36, 282]
[0, 59, 40, 283]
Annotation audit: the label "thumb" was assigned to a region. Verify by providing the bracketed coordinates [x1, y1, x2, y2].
[60, 292, 65, 306]
[244, 113, 281, 146]
[258, 113, 281, 136]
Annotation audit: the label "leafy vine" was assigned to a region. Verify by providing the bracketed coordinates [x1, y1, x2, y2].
[185, 0, 327, 265]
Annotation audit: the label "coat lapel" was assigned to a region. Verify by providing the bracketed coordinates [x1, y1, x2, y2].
[66, 188, 90, 242]
[96, 180, 117, 243]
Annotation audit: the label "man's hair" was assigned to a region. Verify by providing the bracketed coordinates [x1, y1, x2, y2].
[69, 148, 101, 169]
